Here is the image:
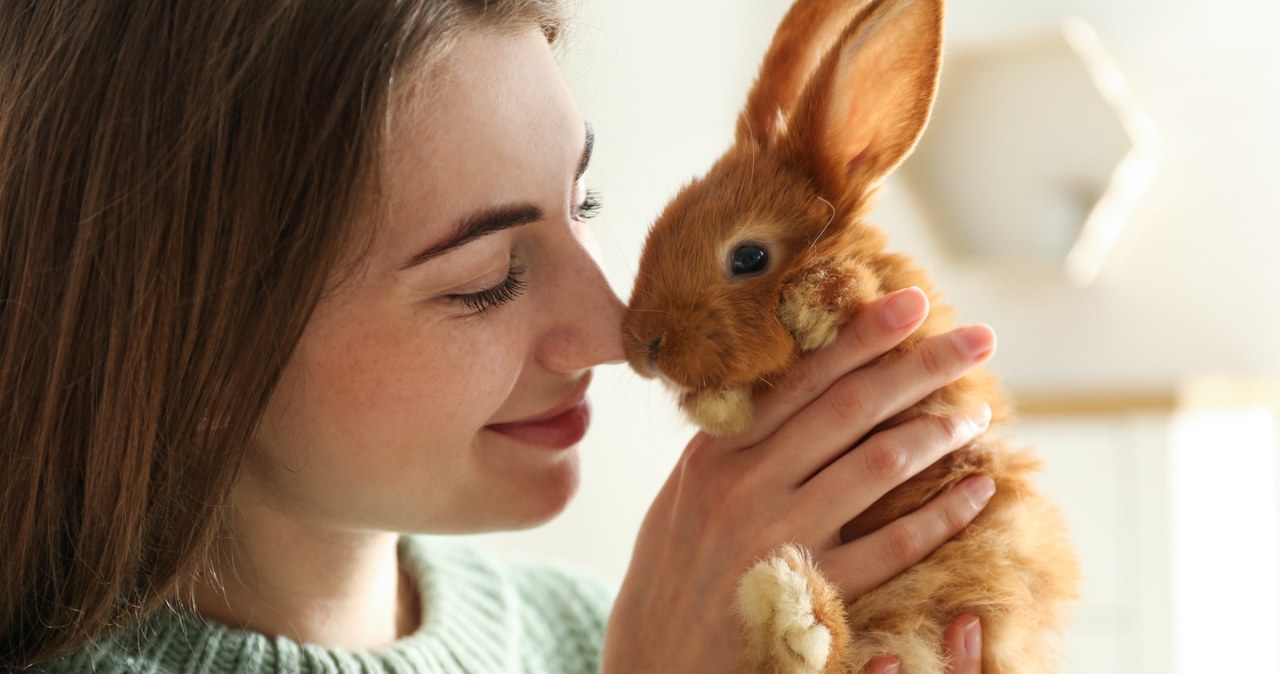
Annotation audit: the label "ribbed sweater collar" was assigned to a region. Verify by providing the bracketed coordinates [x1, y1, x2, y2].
[89, 537, 522, 673]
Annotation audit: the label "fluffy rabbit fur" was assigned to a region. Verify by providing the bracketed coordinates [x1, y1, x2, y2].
[621, 0, 1079, 671]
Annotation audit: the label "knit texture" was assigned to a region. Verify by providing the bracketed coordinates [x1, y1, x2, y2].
[38, 536, 615, 673]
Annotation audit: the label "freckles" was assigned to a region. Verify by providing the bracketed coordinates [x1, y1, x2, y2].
[314, 332, 395, 415]
[286, 320, 426, 449]
[296, 287, 531, 451]
[436, 330, 523, 409]
[325, 321, 518, 432]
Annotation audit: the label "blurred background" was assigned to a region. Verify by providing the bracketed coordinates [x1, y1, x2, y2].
[470, 0, 1280, 671]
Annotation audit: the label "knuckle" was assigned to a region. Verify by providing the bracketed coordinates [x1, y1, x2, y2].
[680, 439, 715, 476]
[862, 438, 909, 482]
[886, 522, 927, 566]
[839, 319, 874, 355]
[933, 414, 963, 442]
[781, 360, 823, 403]
[826, 379, 871, 422]
[917, 340, 950, 380]
[680, 446, 737, 500]
[936, 495, 971, 532]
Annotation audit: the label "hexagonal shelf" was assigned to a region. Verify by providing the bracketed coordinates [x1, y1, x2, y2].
[899, 19, 1160, 286]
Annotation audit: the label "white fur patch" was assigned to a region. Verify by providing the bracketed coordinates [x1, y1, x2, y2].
[684, 386, 753, 435]
[738, 556, 832, 673]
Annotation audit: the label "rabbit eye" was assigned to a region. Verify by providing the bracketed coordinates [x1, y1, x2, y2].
[730, 244, 769, 277]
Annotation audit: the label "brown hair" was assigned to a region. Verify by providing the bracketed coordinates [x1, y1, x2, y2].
[0, 0, 562, 666]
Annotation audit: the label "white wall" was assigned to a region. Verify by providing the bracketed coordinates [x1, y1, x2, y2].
[470, 0, 1280, 668]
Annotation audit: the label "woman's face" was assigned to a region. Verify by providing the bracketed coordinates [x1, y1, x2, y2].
[247, 28, 624, 535]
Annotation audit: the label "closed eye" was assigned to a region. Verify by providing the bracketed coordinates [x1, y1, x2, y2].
[446, 261, 528, 314]
[575, 188, 603, 221]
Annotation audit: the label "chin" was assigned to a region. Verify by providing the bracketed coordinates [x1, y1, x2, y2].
[491, 447, 581, 531]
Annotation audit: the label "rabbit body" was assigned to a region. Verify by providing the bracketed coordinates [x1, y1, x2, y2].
[622, 0, 1079, 671]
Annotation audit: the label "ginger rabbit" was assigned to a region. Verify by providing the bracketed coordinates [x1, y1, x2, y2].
[622, 0, 1080, 671]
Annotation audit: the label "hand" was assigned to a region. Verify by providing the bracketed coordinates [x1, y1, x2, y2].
[866, 615, 984, 673]
[602, 287, 997, 674]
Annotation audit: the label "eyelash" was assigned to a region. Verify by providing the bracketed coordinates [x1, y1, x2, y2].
[448, 190, 601, 315]
[450, 261, 528, 314]
[575, 188, 603, 221]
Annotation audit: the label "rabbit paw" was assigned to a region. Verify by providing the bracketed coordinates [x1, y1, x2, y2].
[736, 544, 834, 674]
[780, 265, 844, 352]
[780, 260, 872, 352]
[681, 386, 752, 435]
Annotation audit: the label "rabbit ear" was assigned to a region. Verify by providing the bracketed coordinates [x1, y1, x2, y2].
[736, 0, 873, 146]
[785, 0, 943, 208]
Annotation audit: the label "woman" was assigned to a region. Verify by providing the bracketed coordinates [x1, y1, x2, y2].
[0, 1, 996, 671]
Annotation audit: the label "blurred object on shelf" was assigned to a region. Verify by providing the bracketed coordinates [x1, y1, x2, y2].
[900, 19, 1160, 287]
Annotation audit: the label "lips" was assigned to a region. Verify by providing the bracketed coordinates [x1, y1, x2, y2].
[486, 399, 590, 449]
[485, 377, 592, 450]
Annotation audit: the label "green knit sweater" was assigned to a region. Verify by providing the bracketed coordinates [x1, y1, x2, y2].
[39, 536, 616, 673]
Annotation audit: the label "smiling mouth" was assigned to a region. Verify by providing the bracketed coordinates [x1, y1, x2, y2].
[485, 399, 590, 450]
[483, 374, 593, 449]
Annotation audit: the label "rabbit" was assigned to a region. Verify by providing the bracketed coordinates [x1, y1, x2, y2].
[621, 0, 1080, 672]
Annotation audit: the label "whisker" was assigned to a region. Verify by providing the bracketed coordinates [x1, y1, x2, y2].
[809, 196, 837, 250]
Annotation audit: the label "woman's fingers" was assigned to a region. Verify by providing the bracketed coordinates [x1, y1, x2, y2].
[819, 474, 995, 598]
[798, 406, 991, 540]
[762, 323, 995, 484]
[865, 656, 901, 674]
[943, 615, 983, 673]
[730, 287, 931, 448]
[863, 615, 982, 674]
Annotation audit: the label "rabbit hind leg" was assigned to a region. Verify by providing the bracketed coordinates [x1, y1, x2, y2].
[736, 544, 853, 674]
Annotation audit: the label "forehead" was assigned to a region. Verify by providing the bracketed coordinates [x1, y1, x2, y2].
[374, 28, 582, 263]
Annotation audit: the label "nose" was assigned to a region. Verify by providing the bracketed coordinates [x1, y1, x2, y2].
[534, 228, 627, 373]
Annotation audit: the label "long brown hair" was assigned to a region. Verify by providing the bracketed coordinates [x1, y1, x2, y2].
[0, 0, 562, 666]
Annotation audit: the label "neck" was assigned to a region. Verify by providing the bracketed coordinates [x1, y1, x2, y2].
[184, 484, 421, 648]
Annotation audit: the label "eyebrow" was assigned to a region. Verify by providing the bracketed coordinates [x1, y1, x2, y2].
[575, 121, 594, 184]
[400, 121, 595, 270]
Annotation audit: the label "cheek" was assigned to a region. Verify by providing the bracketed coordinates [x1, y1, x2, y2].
[343, 326, 517, 440]
[262, 310, 527, 482]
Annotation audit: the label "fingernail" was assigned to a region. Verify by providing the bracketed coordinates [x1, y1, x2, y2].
[883, 661, 901, 674]
[953, 324, 995, 359]
[883, 287, 927, 330]
[965, 475, 996, 508]
[969, 404, 992, 433]
[963, 616, 981, 657]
